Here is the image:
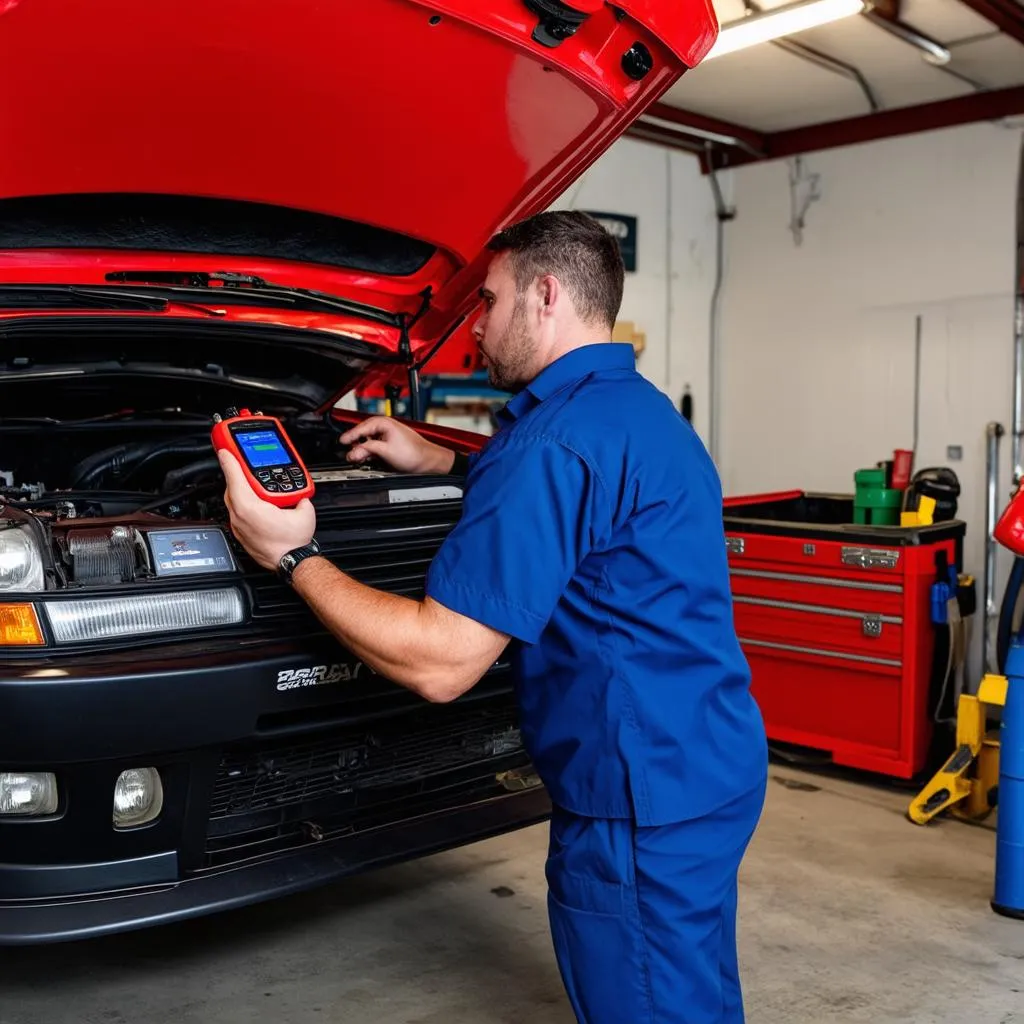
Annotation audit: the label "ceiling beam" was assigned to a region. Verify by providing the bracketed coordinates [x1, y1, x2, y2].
[624, 121, 708, 153]
[643, 102, 768, 154]
[711, 85, 1024, 169]
[957, 0, 1024, 46]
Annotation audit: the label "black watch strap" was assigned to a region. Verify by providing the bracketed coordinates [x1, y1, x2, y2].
[450, 451, 471, 476]
[277, 538, 321, 584]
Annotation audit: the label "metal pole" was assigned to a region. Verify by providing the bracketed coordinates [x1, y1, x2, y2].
[706, 152, 735, 467]
[1016, 292, 1024, 486]
[985, 421, 1006, 673]
[1013, 136, 1023, 486]
[913, 314, 922, 462]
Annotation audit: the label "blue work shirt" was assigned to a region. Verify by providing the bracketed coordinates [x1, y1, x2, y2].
[424, 343, 767, 826]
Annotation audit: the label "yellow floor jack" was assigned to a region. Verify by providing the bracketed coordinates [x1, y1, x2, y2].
[908, 673, 1005, 825]
[903, 489, 1001, 825]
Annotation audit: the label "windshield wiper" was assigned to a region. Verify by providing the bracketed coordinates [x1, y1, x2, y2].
[0, 285, 232, 318]
[103, 271, 405, 327]
[0, 285, 170, 312]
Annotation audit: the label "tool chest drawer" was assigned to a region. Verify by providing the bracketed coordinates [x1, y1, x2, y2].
[729, 566, 905, 618]
[723, 489, 966, 779]
[732, 595, 903, 661]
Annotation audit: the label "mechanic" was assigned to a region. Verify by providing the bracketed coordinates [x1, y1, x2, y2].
[218, 210, 769, 1024]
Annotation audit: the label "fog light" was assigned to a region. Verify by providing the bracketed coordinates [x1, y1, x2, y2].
[0, 772, 58, 816]
[113, 768, 163, 828]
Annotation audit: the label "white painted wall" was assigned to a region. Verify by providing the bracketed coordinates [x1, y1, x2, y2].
[555, 123, 1023, 685]
[713, 121, 1024, 683]
[547, 136, 723, 442]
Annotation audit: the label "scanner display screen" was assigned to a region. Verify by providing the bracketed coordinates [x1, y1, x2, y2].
[236, 428, 290, 469]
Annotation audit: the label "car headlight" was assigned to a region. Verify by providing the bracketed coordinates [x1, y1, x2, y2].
[44, 588, 245, 643]
[0, 525, 45, 592]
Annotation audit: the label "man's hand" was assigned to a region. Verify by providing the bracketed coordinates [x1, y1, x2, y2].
[217, 450, 316, 570]
[340, 417, 455, 475]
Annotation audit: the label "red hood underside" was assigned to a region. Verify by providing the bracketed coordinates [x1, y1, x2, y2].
[0, 0, 716, 385]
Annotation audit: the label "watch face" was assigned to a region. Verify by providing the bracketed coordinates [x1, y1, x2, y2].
[279, 542, 317, 581]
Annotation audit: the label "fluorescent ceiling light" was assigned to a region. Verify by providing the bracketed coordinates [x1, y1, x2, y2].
[703, 0, 867, 60]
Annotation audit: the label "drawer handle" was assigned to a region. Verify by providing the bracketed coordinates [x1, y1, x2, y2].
[862, 614, 883, 638]
[842, 546, 900, 570]
[726, 536, 745, 555]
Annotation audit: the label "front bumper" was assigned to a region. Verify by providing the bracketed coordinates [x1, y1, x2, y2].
[0, 787, 550, 945]
[1, 637, 546, 945]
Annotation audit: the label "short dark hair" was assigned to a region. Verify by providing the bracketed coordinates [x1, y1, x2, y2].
[486, 210, 624, 329]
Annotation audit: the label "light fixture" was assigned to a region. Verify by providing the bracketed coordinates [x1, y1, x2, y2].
[43, 587, 245, 644]
[703, 0, 867, 60]
[113, 768, 164, 829]
[0, 772, 59, 816]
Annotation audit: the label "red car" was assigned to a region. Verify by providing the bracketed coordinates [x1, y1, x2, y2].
[0, 0, 715, 943]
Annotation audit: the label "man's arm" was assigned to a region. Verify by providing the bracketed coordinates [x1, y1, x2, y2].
[216, 449, 506, 703]
[290, 556, 509, 702]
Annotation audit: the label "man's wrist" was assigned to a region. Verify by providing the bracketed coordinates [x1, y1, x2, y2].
[425, 445, 457, 476]
[290, 553, 325, 587]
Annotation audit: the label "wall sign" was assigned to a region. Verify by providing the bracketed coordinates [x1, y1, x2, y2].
[583, 211, 637, 272]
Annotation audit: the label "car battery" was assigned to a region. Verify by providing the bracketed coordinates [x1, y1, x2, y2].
[723, 489, 967, 779]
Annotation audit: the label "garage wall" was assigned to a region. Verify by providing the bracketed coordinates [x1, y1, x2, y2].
[548, 137, 724, 442]
[714, 120, 1023, 679]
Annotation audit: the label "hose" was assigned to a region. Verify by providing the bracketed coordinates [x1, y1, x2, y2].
[997, 556, 1024, 674]
[73, 438, 210, 489]
[162, 456, 221, 493]
[118, 441, 210, 484]
[70, 443, 137, 488]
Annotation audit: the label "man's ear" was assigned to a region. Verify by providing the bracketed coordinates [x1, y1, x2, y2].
[538, 274, 560, 314]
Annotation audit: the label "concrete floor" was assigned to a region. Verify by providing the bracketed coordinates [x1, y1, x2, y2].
[1, 765, 1023, 1024]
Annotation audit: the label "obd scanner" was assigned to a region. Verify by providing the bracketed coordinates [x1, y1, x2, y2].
[211, 407, 315, 508]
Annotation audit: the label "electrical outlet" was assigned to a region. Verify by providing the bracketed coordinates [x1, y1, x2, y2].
[946, 445, 963, 461]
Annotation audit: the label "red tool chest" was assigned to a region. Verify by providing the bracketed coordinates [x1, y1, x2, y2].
[723, 490, 966, 779]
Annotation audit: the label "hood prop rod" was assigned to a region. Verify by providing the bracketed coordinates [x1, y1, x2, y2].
[398, 288, 432, 421]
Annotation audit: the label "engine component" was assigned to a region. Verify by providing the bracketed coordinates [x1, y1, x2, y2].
[0, 481, 46, 504]
[69, 438, 210, 489]
[67, 527, 140, 585]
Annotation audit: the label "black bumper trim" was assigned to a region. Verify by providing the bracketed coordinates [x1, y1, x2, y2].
[0, 851, 178, 899]
[0, 787, 551, 946]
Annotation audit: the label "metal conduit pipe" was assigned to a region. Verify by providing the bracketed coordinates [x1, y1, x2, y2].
[1014, 136, 1024, 487]
[706, 152, 735, 467]
[986, 421, 1007, 674]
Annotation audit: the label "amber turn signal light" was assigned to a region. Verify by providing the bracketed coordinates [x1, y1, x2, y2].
[0, 604, 45, 646]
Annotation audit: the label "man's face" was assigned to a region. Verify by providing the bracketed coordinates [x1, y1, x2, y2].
[472, 253, 538, 393]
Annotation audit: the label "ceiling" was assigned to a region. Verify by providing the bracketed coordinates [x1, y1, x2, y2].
[626, 0, 1024, 166]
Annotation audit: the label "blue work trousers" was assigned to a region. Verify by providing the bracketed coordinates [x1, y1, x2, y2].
[545, 780, 765, 1023]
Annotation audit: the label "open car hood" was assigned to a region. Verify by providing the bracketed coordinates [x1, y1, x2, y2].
[0, 0, 716, 401]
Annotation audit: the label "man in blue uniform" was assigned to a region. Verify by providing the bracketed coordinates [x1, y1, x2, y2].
[218, 210, 768, 1023]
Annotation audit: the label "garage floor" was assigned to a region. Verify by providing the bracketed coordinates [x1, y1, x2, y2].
[1, 765, 1022, 1024]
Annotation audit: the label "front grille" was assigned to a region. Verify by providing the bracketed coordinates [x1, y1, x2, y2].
[250, 500, 459, 620]
[203, 696, 530, 868]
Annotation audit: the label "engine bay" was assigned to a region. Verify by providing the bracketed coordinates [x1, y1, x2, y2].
[1, 409, 363, 517]
[0, 409, 463, 592]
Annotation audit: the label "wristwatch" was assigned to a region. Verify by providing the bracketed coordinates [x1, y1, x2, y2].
[277, 538, 321, 585]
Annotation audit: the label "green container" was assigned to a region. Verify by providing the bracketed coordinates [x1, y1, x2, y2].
[854, 467, 887, 489]
[853, 467, 902, 525]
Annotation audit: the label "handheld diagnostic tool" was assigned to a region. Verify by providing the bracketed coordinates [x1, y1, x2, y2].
[211, 407, 315, 508]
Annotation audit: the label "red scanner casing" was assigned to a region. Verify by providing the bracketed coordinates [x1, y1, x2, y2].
[211, 408, 315, 508]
